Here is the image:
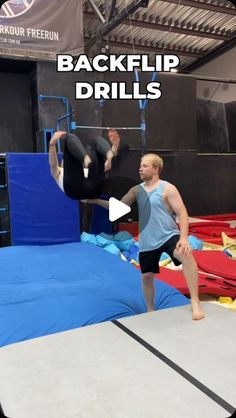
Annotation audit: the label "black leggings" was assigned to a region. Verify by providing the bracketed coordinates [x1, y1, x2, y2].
[63, 133, 111, 200]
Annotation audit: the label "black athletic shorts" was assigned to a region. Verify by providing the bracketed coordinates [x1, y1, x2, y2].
[139, 234, 181, 274]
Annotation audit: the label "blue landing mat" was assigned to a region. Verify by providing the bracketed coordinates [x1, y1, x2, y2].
[0, 243, 190, 347]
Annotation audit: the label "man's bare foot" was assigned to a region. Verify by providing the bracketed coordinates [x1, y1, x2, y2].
[146, 304, 154, 312]
[108, 129, 120, 155]
[191, 300, 205, 320]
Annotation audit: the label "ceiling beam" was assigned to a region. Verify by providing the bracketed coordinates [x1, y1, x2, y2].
[122, 17, 232, 41]
[87, 0, 105, 23]
[105, 0, 117, 21]
[101, 0, 150, 37]
[161, 0, 236, 16]
[84, 10, 232, 41]
[85, 0, 150, 52]
[182, 35, 236, 71]
[84, 36, 204, 57]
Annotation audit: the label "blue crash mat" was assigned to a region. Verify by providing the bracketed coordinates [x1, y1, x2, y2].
[0, 242, 190, 347]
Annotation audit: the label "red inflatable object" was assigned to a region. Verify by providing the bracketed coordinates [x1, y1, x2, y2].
[188, 222, 236, 244]
[156, 267, 236, 298]
[193, 250, 236, 280]
[189, 222, 229, 228]
[196, 213, 236, 221]
[134, 264, 236, 297]
[190, 225, 236, 238]
[189, 234, 223, 245]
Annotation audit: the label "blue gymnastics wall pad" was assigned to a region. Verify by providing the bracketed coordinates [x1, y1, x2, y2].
[7, 153, 80, 245]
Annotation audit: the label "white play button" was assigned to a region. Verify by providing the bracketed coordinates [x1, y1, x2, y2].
[109, 197, 131, 222]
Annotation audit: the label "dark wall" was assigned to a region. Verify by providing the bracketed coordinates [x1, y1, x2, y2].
[147, 74, 197, 150]
[225, 101, 236, 152]
[196, 98, 230, 152]
[172, 153, 236, 215]
[102, 72, 197, 151]
[36, 66, 196, 152]
[0, 58, 235, 217]
[0, 72, 34, 152]
[113, 151, 236, 219]
[36, 61, 103, 145]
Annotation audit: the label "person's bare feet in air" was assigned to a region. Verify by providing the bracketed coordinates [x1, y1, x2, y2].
[49, 130, 66, 146]
[191, 299, 205, 320]
[104, 150, 114, 172]
[50, 131, 92, 178]
[108, 129, 120, 155]
[83, 154, 92, 169]
[83, 154, 92, 178]
[104, 129, 121, 171]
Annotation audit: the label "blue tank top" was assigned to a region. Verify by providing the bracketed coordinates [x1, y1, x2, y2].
[137, 180, 179, 252]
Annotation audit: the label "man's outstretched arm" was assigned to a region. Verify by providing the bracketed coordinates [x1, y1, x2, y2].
[83, 185, 138, 208]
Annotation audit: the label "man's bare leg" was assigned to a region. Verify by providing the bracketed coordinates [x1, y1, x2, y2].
[142, 272, 155, 312]
[174, 249, 205, 320]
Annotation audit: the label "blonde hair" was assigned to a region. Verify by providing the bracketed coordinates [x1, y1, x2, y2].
[142, 153, 163, 174]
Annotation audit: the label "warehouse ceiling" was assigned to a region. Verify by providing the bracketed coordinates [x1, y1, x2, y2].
[83, 0, 236, 72]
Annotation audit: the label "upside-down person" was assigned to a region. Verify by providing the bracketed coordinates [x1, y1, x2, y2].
[49, 129, 122, 200]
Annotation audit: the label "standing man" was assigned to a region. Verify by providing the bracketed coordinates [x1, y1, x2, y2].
[86, 153, 205, 320]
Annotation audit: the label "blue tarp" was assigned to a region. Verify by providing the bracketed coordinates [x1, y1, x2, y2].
[0, 242, 190, 347]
